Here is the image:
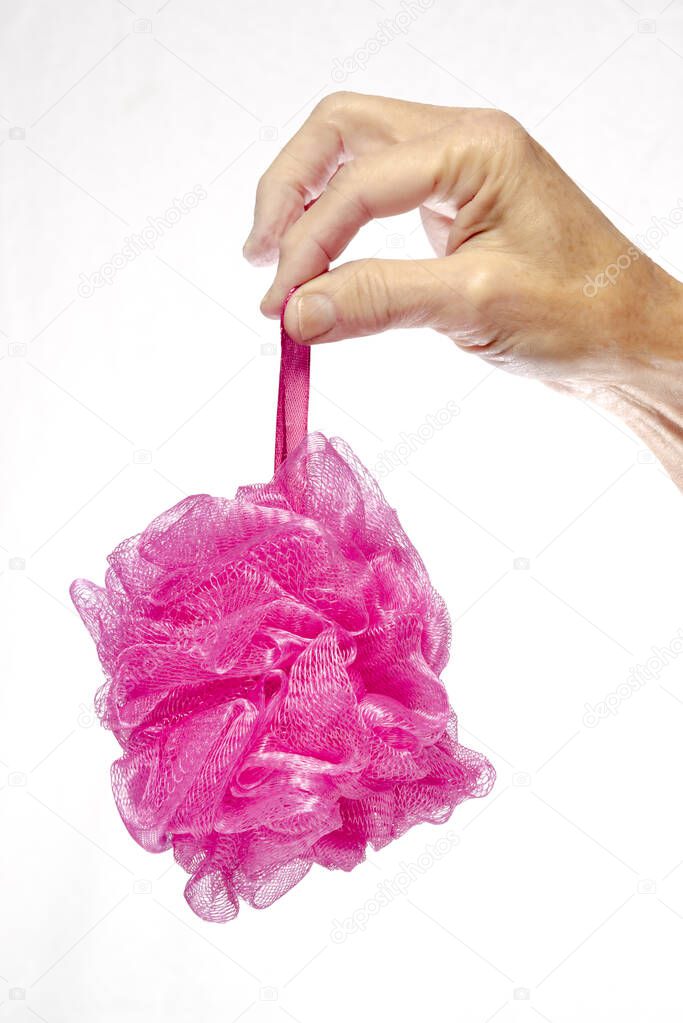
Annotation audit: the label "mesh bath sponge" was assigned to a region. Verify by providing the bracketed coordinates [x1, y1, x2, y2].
[70, 298, 494, 922]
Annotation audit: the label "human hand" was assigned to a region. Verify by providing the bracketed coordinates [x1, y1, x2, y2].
[244, 92, 683, 485]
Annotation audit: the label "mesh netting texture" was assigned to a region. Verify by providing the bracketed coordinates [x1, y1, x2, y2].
[71, 432, 494, 921]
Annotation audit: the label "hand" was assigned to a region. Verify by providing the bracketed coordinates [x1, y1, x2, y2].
[244, 92, 683, 486]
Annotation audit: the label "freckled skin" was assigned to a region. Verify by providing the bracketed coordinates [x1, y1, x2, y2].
[244, 92, 683, 489]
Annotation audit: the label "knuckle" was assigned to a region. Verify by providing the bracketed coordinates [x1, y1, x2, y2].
[453, 108, 529, 155]
[346, 261, 391, 329]
[438, 109, 529, 179]
[256, 174, 303, 217]
[313, 91, 355, 118]
[478, 108, 524, 138]
[462, 262, 498, 311]
[330, 161, 372, 220]
[313, 91, 373, 126]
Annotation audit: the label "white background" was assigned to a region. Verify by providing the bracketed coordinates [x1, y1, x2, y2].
[1, 1, 683, 1020]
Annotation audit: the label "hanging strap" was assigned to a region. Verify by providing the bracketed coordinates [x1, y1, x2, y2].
[274, 287, 311, 470]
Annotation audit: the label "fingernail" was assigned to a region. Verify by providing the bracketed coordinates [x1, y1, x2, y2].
[294, 294, 335, 341]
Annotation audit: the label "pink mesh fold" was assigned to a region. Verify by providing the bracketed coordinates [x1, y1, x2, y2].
[70, 297, 495, 922]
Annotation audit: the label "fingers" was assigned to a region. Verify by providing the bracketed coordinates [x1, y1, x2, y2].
[243, 119, 341, 266]
[282, 256, 471, 344]
[243, 92, 464, 266]
[260, 135, 456, 317]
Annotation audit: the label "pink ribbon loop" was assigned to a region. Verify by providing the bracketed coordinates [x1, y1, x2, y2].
[274, 289, 310, 470]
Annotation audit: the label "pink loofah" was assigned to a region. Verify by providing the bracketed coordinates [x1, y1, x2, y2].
[71, 298, 494, 922]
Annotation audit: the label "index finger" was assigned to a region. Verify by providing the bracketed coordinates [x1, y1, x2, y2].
[242, 92, 460, 264]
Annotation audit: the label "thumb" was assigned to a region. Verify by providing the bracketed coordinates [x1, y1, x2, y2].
[283, 257, 460, 345]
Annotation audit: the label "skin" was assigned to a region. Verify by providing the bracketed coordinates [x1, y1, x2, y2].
[243, 92, 683, 489]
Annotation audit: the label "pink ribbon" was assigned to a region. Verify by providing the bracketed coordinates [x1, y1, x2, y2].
[274, 288, 311, 471]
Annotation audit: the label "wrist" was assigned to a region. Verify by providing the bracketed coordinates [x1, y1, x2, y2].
[593, 265, 683, 487]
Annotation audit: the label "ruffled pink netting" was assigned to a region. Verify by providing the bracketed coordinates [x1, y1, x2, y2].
[70, 299, 494, 922]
